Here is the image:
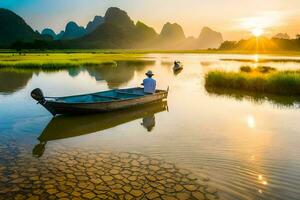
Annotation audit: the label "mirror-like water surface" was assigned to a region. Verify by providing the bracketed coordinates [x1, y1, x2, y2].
[1, 54, 300, 200]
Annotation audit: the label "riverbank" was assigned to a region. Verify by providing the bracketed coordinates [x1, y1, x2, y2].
[205, 67, 300, 96]
[0, 146, 218, 200]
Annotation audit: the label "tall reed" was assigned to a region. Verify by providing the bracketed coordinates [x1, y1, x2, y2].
[205, 70, 300, 96]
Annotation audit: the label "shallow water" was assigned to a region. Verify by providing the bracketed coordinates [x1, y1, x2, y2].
[1, 54, 300, 199]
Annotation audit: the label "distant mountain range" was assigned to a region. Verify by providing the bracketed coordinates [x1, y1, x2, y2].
[86, 16, 104, 34]
[42, 21, 87, 40]
[0, 7, 224, 49]
[272, 33, 290, 40]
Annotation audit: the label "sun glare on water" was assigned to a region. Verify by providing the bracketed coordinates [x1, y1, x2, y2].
[247, 115, 256, 129]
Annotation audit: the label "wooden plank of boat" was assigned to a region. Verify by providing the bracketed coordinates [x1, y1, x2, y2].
[91, 94, 121, 100]
[116, 91, 145, 96]
[31, 87, 169, 116]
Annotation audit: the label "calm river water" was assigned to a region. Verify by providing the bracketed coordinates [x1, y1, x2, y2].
[1, 54, 300, 200]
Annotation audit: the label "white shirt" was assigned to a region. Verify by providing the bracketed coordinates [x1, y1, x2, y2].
[143, 77, 156, 93]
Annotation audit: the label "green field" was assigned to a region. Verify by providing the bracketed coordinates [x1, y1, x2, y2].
[1, 49, 300, 70]
[0, 53, 149, 69]
[205, 67, 300, 96]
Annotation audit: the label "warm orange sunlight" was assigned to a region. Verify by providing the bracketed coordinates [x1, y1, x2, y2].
[240, 12, 280, 38]
[247, 115, 256, 129]
[252, 28, 264, 37]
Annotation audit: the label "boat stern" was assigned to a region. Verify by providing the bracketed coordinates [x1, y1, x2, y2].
[31, 88, 57, 116]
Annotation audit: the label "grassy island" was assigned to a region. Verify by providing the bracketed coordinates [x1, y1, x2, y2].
[205, 67, 300, 96]
[0, 53, 147, 69]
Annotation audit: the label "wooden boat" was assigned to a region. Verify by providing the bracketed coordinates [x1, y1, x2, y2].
[32, 101, 167, 157]
[31, 87, 168, 116]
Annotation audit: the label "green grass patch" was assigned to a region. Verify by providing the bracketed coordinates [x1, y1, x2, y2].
[240, 66, 252, 73]
[0, 60, 116, 69]
[240, 66, 276, 73]
[0, 53, 148, 69]
[205, 69, 300, 96]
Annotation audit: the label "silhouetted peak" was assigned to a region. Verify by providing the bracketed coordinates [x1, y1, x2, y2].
[0, 8, 10, 12]
[198, 27, 223, 49]
[273, 33, 290, 40]
[202, 26, 213, 31]
[66, 21, 82, 31]
[160, 22, 185, 40]
[0, 8, 19, 17]
[163, 22, 182, 29]
[0, 8, 40, 45]
[41, 28, 56, 37]
[93, 15, 103, 22]
[104, 7, 134, 27]
[61, 21, 86, 40]
[86, 16, 104, 33]
[199, 27, 222, 38]
[0, 8, 30, 28]
[135, 21, 158, 42]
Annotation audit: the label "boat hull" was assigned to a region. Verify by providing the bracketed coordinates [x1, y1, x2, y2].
[40, 90, 168, 115]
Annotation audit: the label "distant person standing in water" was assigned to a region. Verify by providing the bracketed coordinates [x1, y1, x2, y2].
[142, 70, 156, 94]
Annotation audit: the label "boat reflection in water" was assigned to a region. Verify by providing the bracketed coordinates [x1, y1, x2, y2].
[33, 101, 168, 157]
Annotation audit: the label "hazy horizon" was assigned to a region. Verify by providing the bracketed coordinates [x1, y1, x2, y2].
[1, 0, 300, 40]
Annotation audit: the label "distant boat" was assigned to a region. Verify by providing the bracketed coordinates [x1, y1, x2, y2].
[173, 61, 183, 71]
[31, 87, 168, 116]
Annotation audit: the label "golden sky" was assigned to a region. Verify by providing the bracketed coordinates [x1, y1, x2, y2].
[1, 0, 300, 40]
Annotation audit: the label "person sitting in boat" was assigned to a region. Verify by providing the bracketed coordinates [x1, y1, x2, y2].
[142, 70, 156, 94]
[174, 61, 182, 70]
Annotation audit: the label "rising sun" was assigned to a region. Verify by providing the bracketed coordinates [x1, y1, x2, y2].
[252, 28, 264, 37]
